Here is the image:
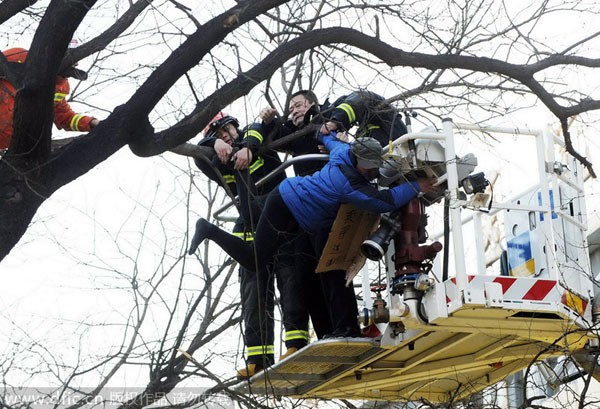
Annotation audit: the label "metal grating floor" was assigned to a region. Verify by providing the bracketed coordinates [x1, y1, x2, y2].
[234, 303, 592, 402]
[235, 339, 383, 396]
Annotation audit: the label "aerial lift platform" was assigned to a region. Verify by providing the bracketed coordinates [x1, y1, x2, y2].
[234, 119, 598, 402]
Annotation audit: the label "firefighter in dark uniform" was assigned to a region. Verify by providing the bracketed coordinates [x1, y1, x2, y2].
[191, 112, 309, 378]
[318, 89, 408, 148]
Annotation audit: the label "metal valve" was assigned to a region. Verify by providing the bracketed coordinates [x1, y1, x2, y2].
[359, 292, 391, 326]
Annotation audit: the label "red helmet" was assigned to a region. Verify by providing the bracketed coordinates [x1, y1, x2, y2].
[203, 112, 239, 138]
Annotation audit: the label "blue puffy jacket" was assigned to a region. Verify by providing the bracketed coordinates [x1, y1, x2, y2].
[279, 133, 422, 232]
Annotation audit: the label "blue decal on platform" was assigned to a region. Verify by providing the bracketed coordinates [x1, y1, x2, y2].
[538, 190, 557, 221]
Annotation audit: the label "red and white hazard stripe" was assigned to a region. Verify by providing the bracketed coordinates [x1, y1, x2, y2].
[445, 275, 560, 304]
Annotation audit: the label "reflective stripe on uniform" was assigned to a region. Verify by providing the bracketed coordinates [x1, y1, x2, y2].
[223, 174, 236, 184]
[244, 129, 263, 144]
[232, 232, 254, 241]
[358, 124, 381, 138]
[247, 345, 275, 356]
[69, 114, 83, 131]
[336, 102, 356, 123]
[248, 156, 264, 174]
[285, 330, 310, 342]
[54, 92, 67, 102]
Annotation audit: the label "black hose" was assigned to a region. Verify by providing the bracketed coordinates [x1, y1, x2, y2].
[417, 295, 429, 324]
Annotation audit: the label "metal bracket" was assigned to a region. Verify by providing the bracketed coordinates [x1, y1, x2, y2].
[484, 282, 504, 308]
[546, 160, 570, 176]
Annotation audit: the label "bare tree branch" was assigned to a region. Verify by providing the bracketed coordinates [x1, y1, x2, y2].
[0, 0, 38, 25]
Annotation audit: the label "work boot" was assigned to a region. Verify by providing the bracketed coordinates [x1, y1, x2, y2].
[188, 218, 212, 255]
[236, 362, 264, 380]
[279, 347, 299, 361]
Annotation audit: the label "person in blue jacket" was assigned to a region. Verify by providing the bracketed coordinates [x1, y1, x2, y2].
[189, 134, 439, 337]
[257, 90, 410, 338]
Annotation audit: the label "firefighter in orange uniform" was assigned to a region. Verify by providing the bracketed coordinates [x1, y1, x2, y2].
[0, 47, 99, 150]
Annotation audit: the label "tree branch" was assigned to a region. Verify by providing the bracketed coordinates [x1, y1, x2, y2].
[0, 0, 38, 25]
[128, 26, 597, 178]
[60, 0, 156, 71]
[8, 0, 97, 159]
[123, 0, 289, 121]
[45, 0, 289, 190]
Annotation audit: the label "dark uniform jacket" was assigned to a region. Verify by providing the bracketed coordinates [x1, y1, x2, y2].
[328, 90, 408, 148]
[194, 123, 284, 196]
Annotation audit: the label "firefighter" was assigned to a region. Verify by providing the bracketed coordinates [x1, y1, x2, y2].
[0, 47, 99, 150]
[318, 89, 408, 149]
[188, 134, 439, 339]
[194, 113, 283, 229]
[191, 112, 310, 378]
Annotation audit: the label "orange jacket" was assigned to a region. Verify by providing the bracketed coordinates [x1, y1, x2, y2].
[0, 48, 96, 149]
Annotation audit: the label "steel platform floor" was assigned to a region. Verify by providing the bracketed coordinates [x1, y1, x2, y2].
[235, 311, 591, 402]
